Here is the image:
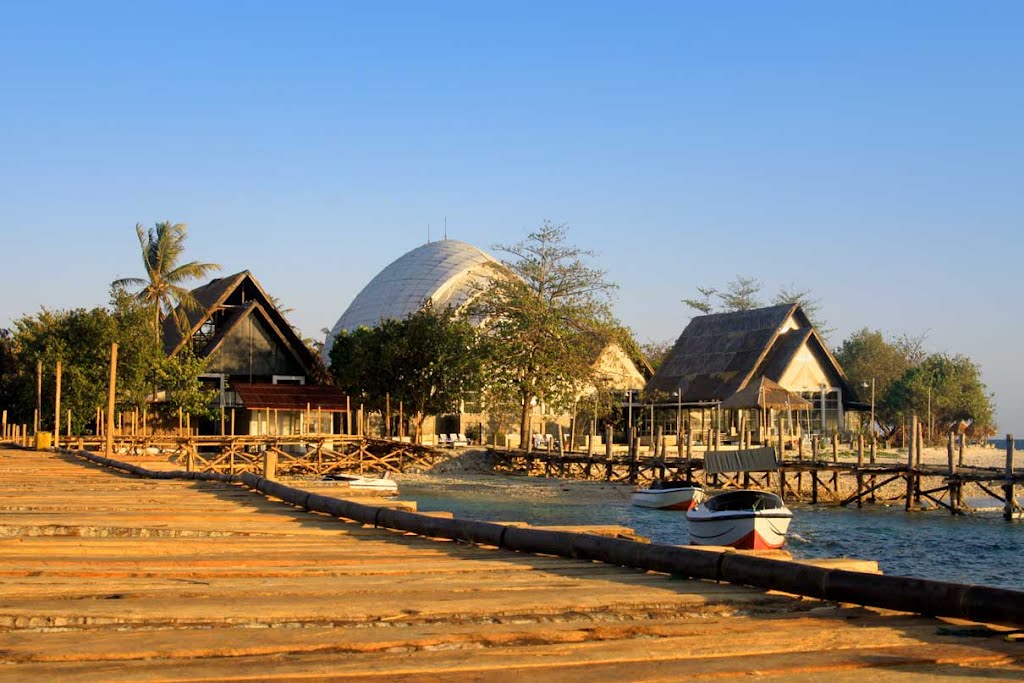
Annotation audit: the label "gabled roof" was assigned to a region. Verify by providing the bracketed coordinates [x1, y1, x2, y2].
[162, 271, 249, 356]
[162, 271, 317, 377]
[645, 304, 802, 399]
[645, 304, 858, 404]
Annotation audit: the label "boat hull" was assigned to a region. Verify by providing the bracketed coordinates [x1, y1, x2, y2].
[630, 487, 704, 511]
[686, 512, 792, 549]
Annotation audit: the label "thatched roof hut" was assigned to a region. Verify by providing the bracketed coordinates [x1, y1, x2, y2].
[646, 304, 860, 431]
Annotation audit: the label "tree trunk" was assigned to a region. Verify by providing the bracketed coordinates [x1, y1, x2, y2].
[519, 392, 533, 450]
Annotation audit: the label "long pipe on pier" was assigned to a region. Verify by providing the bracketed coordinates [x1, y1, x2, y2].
[69, 449, 1024, 629]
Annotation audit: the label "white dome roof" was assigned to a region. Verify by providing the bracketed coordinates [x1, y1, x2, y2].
[324, 240, 498, 357]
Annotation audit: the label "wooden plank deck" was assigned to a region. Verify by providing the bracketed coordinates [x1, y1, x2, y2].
[0, 447, 1020, 681]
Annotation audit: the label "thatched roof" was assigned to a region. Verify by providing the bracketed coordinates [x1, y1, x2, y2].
[161, 271, 317, 376]
[645, 304, 858, 404]
[719, 377, 813, 410]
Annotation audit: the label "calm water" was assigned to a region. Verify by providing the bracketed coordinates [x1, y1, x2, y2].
[989, 438, 1024, 451]
[398, 482, 1024, 591]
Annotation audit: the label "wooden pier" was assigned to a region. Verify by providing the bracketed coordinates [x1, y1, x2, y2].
[494, 435, 1023, 516]
[1, 445, 1022, 681]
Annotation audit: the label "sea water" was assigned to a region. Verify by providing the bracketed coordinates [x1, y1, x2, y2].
[399, 482, 1024, 592]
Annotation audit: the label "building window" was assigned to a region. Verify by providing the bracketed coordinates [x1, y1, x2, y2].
[272, 375, 305, 385]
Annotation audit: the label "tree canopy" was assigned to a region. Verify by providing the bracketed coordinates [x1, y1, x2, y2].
[834, 328, 994, 441]
[328, 304, 485, 440]
[0, 290, 163, 434]
[683, 276, 830, 337]
[471, 221, 618, 440]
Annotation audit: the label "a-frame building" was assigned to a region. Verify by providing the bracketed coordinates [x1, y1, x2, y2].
[163, 271, 346, 435]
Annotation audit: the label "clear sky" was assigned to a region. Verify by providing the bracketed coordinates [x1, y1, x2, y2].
[1, 2, 1022, 431]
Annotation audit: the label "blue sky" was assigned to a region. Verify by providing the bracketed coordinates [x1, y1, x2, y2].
[1, 2, 1022, 431]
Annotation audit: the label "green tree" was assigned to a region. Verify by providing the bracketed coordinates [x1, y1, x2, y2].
[328, 306, 485, 441]
[773, 284, 832, 339]
[640, 338, 674, 371]
[835, 329, 917, 439]
[112, 221, 221, 336]
[471, 221, 618, 442]
[152, 345, 217, 420]
[885, 354, 995, 442]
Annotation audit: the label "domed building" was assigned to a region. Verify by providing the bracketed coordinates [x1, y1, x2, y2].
[325, 238, 650, 447]
[323, 239, 498, 358]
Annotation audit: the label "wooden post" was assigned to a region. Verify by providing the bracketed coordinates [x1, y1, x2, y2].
[604, 424, 614, 481]
[832, 430, 838, 463]
[1004, 434, 1015, 521]
[35, 360, 42, 435]
[53, 361, 62, 450]
[263, 448, 278, 480]
[628, 426, 639, 484]
[906, 415, 917, 511]
[398, 402, 403, 440]
[220, 406, 225, 436]
[587, 418, 595, 457]
[345, 396, 352, 435]
[66, 410, 71, 439]
[777, 413, 785, 500]
[357, 404, 363, 437]
[557, 425, 565, 458]
[105, 343, 118, 458]
[685, 420, 693, 466]
[915, 421, 923, 468]
[230, 408, 236, 436]
[142, 407, 148, 437]
[185, 412, 191, 437]
[317, 406, 323, 435]
[947, 431, 958, 514]
[958, 432, 965, 468]
[178, 407, 183, 437]
[385, 392, 391, 439]
[656, 425, 664, 459]
[856, 435, 864, 508]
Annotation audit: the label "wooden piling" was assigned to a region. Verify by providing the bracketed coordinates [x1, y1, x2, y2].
[105, 343, 118, 458]
[1004, 434, 1016, 521]
[947, 431, 959, 514]
[604, 425, 613, 481]
[53, 361, 62, 450]
[856, 435, 864, 508]
[906, 415, 917, 511]
[35, 360, 42, 435]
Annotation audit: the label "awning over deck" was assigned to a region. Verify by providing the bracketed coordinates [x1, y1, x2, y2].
[233, 383, 349, 412]
[719, 377, 813, 411]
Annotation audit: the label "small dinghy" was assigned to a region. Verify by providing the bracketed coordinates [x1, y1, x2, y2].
[322, 473, 398, 493]
[686, 489, 792, 549]
[630, 480, 705, 511]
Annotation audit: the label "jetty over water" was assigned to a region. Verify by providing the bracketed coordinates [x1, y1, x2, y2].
[1, 446, 1022, 681]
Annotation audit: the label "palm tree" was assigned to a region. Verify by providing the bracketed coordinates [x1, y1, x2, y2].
[113, 221, 221, 336]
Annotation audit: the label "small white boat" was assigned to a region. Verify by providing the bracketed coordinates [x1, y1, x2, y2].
[322, 473, 399, 493]
[686, 489, 792, 549]
[630, 480, 705, 511]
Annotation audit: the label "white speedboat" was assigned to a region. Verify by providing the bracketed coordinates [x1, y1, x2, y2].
[322, 473, 399, 493]
[686, 489, 792, 549]
[630, 480, 705, 511]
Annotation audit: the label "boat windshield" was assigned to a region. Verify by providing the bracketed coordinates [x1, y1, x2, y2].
[705, 491, 784, 512]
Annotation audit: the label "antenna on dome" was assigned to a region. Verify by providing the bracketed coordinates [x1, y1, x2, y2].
[427, 224, 431, 244]
[444, 216, 447, 240]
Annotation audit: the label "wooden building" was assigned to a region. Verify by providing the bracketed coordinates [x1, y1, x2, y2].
[163, 271, 347, 435]
[645, 304, 862, 436]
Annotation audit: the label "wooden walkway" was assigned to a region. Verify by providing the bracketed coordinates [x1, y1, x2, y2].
[0, 447, 1021, 681]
